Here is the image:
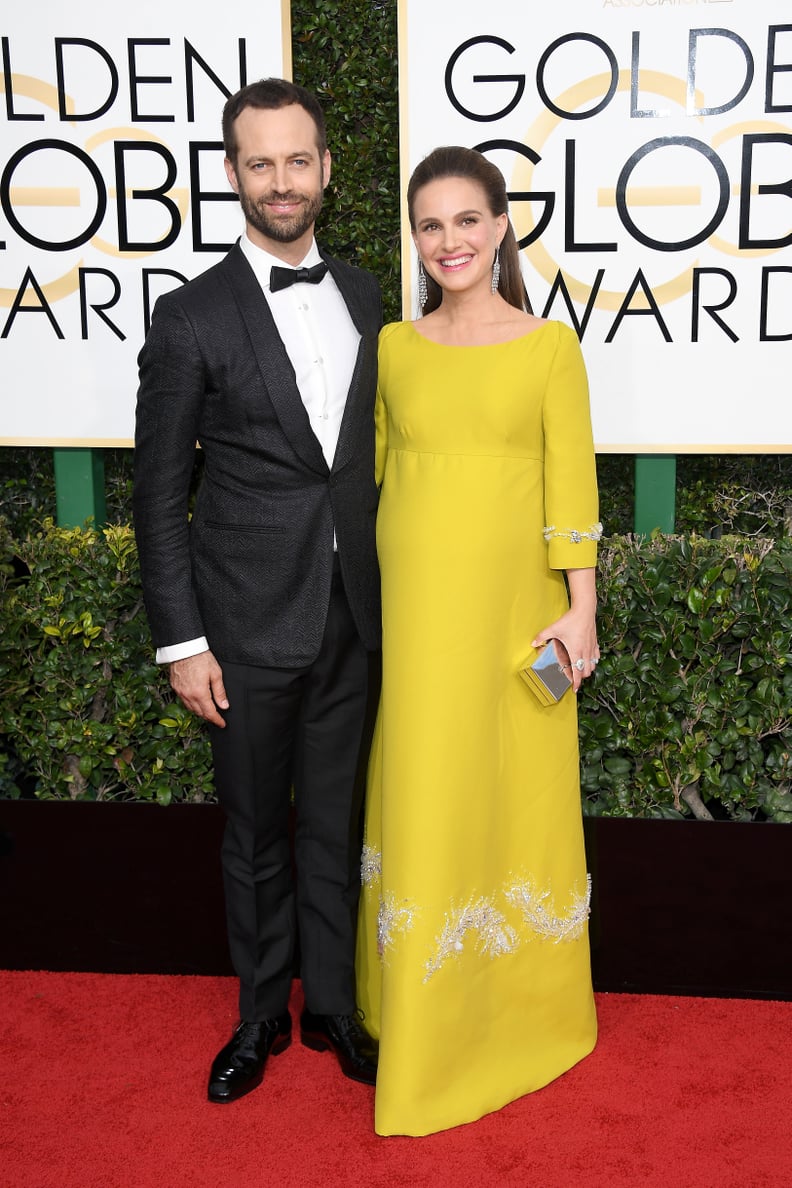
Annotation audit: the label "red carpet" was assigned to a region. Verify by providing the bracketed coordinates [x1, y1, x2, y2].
[2, 972, 791, 1188]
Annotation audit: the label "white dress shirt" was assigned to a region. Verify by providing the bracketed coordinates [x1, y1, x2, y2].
[156, 231, 361, 665]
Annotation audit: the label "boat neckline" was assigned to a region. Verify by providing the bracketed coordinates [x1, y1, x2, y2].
[403, 319, 555, 349]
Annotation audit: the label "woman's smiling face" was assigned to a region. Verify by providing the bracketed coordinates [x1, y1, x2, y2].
[412, 175, 507, 298]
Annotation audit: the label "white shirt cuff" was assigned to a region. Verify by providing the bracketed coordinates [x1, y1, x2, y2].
[156, 637, 209, 664]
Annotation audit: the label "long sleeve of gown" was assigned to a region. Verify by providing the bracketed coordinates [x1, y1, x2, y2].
[541, 323, 600, 571]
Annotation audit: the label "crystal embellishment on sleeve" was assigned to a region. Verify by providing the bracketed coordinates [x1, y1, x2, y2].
[542, 522, 603, 543]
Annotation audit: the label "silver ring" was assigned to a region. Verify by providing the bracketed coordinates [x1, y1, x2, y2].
[590, 658, 599, 665]
[574, 658, 585, 671]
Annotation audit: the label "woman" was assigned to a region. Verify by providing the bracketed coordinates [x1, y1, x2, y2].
[357, 146, 601, 1136]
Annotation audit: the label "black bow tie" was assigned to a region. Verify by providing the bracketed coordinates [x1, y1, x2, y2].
[270, 261, 329, 292]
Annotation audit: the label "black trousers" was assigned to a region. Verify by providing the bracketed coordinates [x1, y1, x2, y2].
[209, 564, 374, 1021]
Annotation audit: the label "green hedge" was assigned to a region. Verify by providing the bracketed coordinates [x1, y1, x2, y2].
[581, 535, 792, 822]
[0, 519, 212, 804]
[1, 520, 789, 819]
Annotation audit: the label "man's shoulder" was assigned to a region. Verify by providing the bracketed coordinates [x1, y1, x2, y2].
[320, 248, 381, 295]
[156, 244, 244, 311]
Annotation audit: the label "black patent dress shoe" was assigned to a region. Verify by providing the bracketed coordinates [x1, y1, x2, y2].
[207, 1014, 292, 1103]
[300, 1009, 378, 1086]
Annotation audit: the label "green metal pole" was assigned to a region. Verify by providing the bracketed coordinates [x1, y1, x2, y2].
[634, 455, 676, 535]
[53, 449, 107, 528]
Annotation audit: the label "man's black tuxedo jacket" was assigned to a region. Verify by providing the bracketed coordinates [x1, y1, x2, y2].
[133, 242, 382, 667]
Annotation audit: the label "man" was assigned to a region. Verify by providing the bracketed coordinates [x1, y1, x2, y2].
[133, 79, 381, 1104]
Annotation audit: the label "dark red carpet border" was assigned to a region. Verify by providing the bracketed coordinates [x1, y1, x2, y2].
[2, 971, 791, 1188]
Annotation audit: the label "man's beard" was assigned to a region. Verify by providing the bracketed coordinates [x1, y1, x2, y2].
[238, 182, 324, 243]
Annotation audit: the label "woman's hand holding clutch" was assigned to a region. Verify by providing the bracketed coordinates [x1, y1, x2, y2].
[532, 607, 599, 693]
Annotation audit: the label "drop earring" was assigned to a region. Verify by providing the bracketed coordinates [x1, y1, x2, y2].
[418, 258, 428, 309]
[491, 245, 501, 295]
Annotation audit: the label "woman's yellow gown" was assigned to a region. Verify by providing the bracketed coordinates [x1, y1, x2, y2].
[357, 319, 600, 1137]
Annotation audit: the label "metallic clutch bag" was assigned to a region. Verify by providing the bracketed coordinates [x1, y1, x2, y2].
[518, 639, 572, 706]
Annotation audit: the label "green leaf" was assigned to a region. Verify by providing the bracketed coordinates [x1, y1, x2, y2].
[687, 588, 705, 614]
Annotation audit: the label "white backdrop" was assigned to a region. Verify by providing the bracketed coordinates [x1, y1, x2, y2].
[399, 0, 792, 452]
[0, 0, 290, 444]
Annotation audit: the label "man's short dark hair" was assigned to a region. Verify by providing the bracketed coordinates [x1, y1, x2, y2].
[222, 78, 328, 168]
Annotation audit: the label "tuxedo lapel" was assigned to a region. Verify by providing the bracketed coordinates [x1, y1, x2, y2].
[323, 252, 376, 475]
[220, 246, 329, 476]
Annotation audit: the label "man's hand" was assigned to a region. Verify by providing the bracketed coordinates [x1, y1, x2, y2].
[169, 650, 229, 727]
